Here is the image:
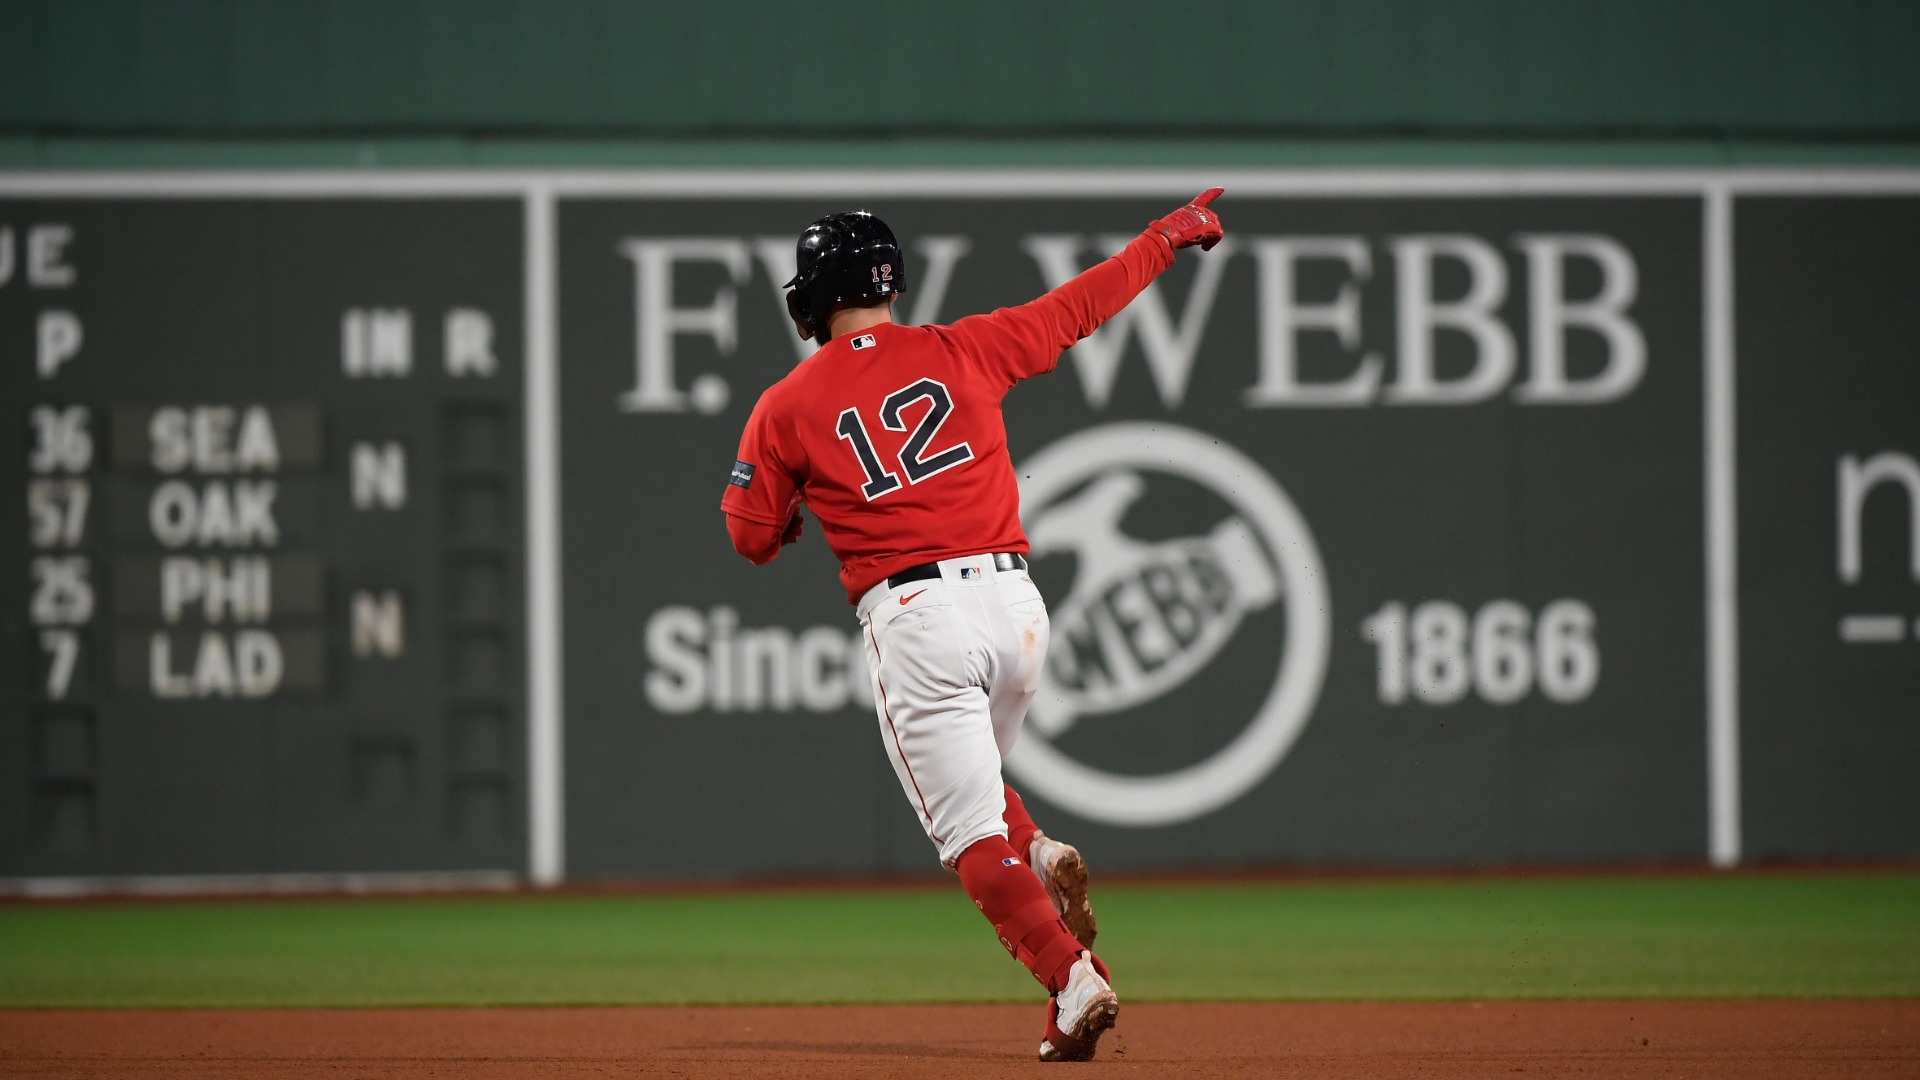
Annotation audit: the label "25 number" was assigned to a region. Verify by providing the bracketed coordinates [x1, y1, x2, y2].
[836, 378, 974, 501]
[29, 556, 95, 626]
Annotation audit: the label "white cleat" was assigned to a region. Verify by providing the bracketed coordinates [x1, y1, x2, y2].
[1029, 832, 1097, 949]
[1038, 951, 1119, 1062]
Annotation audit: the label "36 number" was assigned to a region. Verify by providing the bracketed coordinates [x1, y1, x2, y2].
[29, 405, 93, 474]
[1362, 598, 1598, 706]
[836, 378, 974, 501]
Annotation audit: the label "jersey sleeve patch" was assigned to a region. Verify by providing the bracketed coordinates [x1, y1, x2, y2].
[728, 460, 756, 489]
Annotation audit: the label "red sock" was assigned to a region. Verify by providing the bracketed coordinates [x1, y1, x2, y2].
[955, 836, 1083, 993]
[1001, 784, 1041, 860]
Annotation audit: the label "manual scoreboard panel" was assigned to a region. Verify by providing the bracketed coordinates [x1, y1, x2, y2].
[1, 198, 526, 878]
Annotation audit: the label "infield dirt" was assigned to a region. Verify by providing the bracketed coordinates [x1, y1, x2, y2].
[3, 1000, 1916, 1078]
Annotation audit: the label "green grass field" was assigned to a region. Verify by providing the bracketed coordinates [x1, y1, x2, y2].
[1, 871, 1915, 1007]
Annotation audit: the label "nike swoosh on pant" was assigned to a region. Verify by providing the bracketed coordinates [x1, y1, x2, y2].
[899, 589, 928, 606]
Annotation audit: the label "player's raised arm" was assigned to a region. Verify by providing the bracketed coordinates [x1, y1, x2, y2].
[947, 188, 1226, 386]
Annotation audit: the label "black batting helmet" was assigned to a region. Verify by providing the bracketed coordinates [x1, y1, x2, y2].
[783, 210, 906, 343]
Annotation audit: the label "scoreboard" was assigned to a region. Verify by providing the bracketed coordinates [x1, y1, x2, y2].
[4, 170, 1916, 886]
[1, 197, 527, 878]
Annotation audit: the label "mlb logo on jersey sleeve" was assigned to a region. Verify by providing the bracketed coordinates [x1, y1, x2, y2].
[728, 460, 756, 489]
[851, 333, 877, 351]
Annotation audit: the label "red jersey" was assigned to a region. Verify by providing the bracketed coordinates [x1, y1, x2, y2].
[722, 231, 1175, 603]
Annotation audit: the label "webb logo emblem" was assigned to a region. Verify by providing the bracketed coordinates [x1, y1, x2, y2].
[1027, 469, 1279, 735]
[1007, 423, 1330, 827]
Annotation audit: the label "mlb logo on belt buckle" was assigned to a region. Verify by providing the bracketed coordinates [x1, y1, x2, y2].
[851, 333, 876, 351]
[959, 566, 982, 580]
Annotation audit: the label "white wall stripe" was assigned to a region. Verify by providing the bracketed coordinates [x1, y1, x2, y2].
[524, 185, 565, 887]
[1704, 186, 1742, 869]
[4, 167, 1920, 200]
[0, 870, 518, 899]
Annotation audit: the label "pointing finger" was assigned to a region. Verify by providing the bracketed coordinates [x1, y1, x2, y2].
[1191, 187, 1224, 209]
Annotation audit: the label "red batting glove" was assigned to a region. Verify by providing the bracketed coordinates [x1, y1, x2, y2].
[1149, 188, 1225, 251]
[781, 510, 804, 546]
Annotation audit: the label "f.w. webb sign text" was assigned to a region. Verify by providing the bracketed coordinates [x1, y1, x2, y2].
[614, 231, 1647, 416]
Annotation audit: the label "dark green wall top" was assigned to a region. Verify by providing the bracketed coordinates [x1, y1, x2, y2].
[2, 0, 1916, 138]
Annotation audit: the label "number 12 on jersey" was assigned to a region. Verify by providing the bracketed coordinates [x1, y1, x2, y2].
[836, 378, 974, 501]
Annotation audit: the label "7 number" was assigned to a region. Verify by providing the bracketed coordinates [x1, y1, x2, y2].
[836, 378, 974, 501]
[40, 630, 80, 700]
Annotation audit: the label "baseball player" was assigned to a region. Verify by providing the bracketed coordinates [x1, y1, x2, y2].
[722, 190, 1225, 1061]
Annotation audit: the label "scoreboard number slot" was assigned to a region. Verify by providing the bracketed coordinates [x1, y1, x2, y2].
[39, 628, 80, 701]
[23, 404, 98, 703]
[28, 405, 93, 474]
[27, 479, 90, 547]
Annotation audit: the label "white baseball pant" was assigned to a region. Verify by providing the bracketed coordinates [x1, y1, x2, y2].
[857, 554, 1050, 867]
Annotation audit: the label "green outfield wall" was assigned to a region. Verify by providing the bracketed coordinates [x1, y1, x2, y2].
[2, 0, 1919, 172]
[4, 170, 1919, 888]
[5, 0, 1920, 139]
[2, 4, 1917, 890]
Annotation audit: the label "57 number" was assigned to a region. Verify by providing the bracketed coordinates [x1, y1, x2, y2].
[1362, 599, 1598, 706]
